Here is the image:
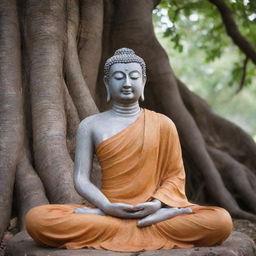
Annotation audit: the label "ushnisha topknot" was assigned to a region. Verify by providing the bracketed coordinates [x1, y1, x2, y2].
[104, 48, 146, 79]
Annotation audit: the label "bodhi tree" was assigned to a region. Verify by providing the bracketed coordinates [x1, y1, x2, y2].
[0, 0, 256, 243]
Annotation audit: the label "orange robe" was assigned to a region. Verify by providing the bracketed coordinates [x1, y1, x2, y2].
[25, 109, 232, 252]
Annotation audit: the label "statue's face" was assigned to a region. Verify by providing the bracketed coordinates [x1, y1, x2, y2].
[105, 62, 145, 103]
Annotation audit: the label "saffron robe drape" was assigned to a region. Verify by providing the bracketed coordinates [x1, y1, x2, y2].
[25, 109, 232, 252]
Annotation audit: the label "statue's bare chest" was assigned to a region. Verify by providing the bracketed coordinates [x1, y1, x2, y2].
[92, 116, 138, 148]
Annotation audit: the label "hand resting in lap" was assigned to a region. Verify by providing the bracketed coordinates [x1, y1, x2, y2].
[74, 199, 192, 227]
[137, 207, 192, 227]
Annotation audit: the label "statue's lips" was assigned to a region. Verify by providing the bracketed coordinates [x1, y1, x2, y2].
[121, 90, 133, 95]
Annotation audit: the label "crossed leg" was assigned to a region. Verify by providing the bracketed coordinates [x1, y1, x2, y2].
[74, 205, 192, 227]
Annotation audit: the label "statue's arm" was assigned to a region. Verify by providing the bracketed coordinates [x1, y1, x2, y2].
[73, 120, 137, 218]
[74, 120, 110, 209]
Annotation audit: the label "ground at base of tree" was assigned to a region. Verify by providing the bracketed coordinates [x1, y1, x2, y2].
[233, 219, 256, 244]
[4, 230, 256, 256]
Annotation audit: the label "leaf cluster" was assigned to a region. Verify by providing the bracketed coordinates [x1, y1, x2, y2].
[154, 0, 256, 90]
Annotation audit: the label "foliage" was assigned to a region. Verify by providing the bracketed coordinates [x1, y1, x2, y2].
[153, 0, 256, 89]
[153, 0, 256, 137]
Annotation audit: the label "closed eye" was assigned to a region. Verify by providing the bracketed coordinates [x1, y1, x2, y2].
[130, 71, 140, 80]
[113, 72, 125, 80]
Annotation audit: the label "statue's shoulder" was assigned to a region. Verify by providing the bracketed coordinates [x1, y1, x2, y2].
[152, 111, 179, 138]
[145, 109, 176, 130]
[77, 112, 107, 133]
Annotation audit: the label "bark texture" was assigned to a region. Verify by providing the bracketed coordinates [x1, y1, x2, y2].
[0, 0, 24, 240]
[0, 0, 256, 243]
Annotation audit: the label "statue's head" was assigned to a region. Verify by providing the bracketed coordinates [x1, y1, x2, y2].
[104, 48, 146, 103]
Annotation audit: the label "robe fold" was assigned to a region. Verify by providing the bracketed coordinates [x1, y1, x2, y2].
[25, 109, 232, 252]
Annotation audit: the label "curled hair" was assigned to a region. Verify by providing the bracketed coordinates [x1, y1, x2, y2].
[104, 48, 146, 79]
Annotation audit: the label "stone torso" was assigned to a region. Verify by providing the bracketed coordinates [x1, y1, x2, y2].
[89, 110, 141, 148]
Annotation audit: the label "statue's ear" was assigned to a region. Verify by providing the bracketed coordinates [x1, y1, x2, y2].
[140, 76, 147, 102]
[103, 76, 111, 103]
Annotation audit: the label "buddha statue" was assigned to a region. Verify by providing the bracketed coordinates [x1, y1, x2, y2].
[25, 48, 233, 252]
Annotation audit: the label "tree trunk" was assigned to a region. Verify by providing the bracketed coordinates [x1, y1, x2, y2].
[0, 0, 255, 243]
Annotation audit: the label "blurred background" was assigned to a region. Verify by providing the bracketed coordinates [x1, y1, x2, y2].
[153, 0, 256, 140]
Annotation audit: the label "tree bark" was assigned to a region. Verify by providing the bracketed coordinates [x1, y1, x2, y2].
[22, 0, 82, 204]
[65, 0, 98, 119]
[0, 0, 24, 240]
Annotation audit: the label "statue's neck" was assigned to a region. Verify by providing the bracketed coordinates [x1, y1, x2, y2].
[111, 102, 141, 117]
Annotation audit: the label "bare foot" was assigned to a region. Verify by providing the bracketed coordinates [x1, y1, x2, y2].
[137, 207, 192, 227]
[73, 207, 106, 216]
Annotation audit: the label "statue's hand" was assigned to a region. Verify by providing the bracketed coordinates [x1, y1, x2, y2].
[137, 207, 193, 227]
[103, 203, 139, 218]
[130, 199, 162, 218]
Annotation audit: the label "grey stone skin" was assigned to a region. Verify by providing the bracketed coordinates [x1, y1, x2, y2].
[73, 62, 191, 227]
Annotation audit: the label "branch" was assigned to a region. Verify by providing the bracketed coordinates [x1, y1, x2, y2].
[236, 57, 248, 94]
[152, 0, 161, 8]
[208, 0, 256, 65]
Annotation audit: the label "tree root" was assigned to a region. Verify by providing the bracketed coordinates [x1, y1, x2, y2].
[208, 146, 256, 214]
[15, 149, 48, 230]
[177, 79, 256, 218]
[63, 82, 80, 160]
[95, 0, 115, 110]
[23, 0, 81, 204]
[0, 0, 23, 241]
[177, 79, 256, 173]
[77, 0, 104, 97]
[176, 79, 256, 220]
[65, 0, 98, 119]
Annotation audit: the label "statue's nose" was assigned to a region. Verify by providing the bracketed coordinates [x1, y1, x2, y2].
[123, 76, 132, 88]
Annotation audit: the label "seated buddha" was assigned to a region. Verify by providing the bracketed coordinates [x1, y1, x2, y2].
[25, 48, 233, 252]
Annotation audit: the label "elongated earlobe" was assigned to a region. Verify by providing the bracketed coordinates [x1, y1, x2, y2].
[104, 76, 111, 103]
[140, 77, 146, 101]
[140, 91, 145, 102]
[106, 87, 111, 103]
